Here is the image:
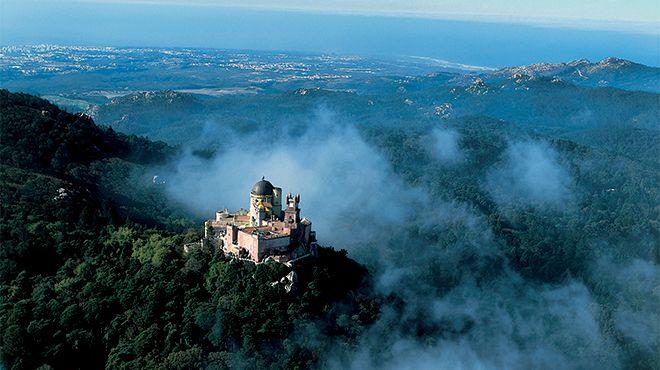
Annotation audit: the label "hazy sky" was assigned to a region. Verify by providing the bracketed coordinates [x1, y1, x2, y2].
[1, 0, 658, 66]
[25, 0, 660, 24]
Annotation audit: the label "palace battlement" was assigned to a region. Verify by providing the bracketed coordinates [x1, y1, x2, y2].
[203, 178, 317, 263]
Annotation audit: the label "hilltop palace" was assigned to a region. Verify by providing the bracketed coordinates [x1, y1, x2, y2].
[201, 178, 317, 263]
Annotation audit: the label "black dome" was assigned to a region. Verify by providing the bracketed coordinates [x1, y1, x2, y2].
[251, 178, 274, 196]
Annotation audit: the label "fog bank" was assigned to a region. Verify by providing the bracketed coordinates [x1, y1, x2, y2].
[161, 109, 657, 369]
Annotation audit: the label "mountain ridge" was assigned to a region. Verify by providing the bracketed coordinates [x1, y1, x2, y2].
[489, 56, 659, 92]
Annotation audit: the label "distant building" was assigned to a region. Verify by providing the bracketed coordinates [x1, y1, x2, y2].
[203, 178, 317, 263]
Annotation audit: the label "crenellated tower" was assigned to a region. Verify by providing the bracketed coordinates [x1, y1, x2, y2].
[284, 193, 301, 230]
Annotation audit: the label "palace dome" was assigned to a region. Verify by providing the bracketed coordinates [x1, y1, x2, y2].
[251, 178, 274, 196]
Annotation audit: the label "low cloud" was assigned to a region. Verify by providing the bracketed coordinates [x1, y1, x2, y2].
[588, 253, 659, 354]
[425, 127, 463, 164]
[485, 139, 573, 209]
[160, 109, 655, 369]
[330, 275, 620, 370]
[162, 108, 423, 249]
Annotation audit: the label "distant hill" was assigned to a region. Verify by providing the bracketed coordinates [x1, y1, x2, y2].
[89, 72, 659, 149]
[490, 57, 660, 93]
[88, 90, 206, 141]
[418, 74, 659, 131]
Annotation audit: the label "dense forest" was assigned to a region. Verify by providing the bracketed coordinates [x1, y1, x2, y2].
[0, 90, 379, 369]
[1, 56, 658, 369]
[88, 75, 658, 369]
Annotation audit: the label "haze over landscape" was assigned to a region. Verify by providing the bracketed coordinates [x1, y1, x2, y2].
[2, 0, 659, 67]
[0, 1, 658, 369]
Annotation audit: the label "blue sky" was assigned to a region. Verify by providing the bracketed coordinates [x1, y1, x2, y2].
[2, 0, 658, 66]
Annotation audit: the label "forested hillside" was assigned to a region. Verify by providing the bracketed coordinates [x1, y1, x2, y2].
[88, 73, 660, 146]
[0, 90, 377, 369]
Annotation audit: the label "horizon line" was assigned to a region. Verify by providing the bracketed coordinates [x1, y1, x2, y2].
[2, 43, 655, 70]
